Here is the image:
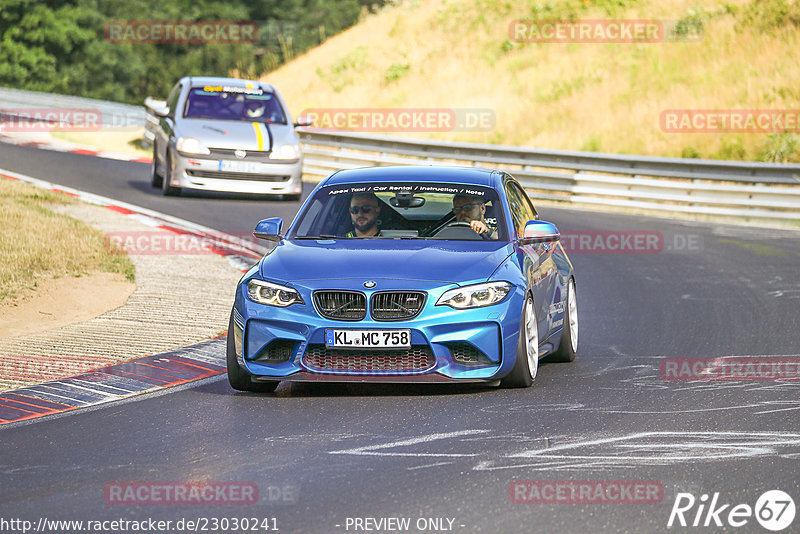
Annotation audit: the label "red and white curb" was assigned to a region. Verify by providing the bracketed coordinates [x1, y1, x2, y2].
[0, 133, 152, 164]
[0, 167, 266, 271]
[0, 337, 228, 428]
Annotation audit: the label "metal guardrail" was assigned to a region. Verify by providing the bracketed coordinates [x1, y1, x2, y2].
[5, 87, 799, 222]
[0, 87, 145, 129]
[296, 130, 800, 221]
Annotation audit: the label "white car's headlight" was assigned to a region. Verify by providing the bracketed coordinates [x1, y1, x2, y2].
[176, 137, 211, 155]
[269, 144, 299, 160]
[436, 282, 512, 309]
[247, 279, 304, 307]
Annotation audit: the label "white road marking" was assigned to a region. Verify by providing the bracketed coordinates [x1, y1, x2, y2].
[407, 461, 455, 471]
[329, 429, 491, 458]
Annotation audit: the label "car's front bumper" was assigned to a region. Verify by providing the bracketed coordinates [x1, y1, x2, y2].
[231, 279, 525, 383]
[169, 152, 303, 195]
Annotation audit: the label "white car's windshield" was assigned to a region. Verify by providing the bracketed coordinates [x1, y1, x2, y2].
[183, 86, 287, 124]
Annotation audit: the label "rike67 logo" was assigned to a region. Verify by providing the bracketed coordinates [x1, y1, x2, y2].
[668, 490, 795, 531]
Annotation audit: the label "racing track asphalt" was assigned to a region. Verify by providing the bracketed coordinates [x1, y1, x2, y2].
[1, 141, 800, 533]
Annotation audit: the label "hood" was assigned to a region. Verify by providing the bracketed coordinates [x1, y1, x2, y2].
[258, 239, 514, 285]
[177, 118, 279, 151]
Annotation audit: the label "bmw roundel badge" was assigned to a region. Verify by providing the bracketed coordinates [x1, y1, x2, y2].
[363, 280, 377, 288]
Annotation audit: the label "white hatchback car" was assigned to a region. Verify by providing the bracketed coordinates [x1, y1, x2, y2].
[148, 76, 311, 198]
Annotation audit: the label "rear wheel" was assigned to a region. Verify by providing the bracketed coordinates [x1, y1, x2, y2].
[550, 278, 578, 362]
[226, 313, 280, 393]
[162, 150, 181, 196]
[150, 143, 163, 188]
[502, 293, 538, 388]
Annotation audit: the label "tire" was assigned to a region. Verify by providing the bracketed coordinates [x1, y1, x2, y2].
[549, 277, 578, 363]
[282, 193, 302, 202]
[150, 143, 163, 188]
[162, 150, 182, 196]
[501, 293, 538, 388]
[226, 313, 280, 393]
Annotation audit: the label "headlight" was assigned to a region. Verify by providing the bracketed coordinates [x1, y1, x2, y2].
[436, 282, 512, 309]
[176, 137, 210, 155]
[247, 279, 304, 307]
[269, 144, 299, 160]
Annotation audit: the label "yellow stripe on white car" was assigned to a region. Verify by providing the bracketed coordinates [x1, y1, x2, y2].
[252, 122, 266, 151]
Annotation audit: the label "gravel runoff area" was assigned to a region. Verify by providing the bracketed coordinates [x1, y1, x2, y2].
[0, 199, 245, 392]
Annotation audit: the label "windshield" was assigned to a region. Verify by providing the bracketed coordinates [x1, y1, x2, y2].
[290, 182, 507, 241]
[183, 86, 287, 124]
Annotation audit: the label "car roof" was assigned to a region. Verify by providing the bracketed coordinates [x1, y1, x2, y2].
[179, 76, 276, 92]
[321, 166, 502, 188]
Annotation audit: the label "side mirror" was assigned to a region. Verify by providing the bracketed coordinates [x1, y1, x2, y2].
[253, 217, 283, 242]
[294, 115, 314, 127]
[145, 97, 170, 118]
[521, 220, 560, 244]
[152, 106, 170, 118]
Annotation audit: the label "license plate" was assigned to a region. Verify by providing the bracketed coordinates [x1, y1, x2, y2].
[326, 329, 411, 349]
[219, 160, 264, 173]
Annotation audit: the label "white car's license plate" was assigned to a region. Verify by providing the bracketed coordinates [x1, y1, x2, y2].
[326, 329, 411, 349]
[219, 160, 264, 173]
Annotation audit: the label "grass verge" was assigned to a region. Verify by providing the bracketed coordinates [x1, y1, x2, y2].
[0, 179, 135, 303]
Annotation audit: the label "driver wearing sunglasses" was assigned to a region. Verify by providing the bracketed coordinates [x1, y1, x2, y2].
[346, 192, 382, 237]
[452, 193, 498, 239]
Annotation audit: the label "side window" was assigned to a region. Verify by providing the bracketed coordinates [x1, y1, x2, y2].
[166, 84, 182, 116]
[505, 183, 535, 237]
[510, 182, 537, 221]
[294, 197, 322, 236]
[520, 185, 538, 220]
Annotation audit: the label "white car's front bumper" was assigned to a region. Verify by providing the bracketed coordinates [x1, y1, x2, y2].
[170, 154, 303, 195]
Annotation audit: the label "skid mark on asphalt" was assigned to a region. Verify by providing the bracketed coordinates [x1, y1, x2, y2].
[328, 431, 800, 472]
[0, 338, 225, 426]
[478, 431, 800, 471]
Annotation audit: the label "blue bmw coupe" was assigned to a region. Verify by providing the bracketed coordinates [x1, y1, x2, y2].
[227, 166, 578, 391]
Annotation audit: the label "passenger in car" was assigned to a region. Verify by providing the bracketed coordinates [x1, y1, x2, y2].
[452, 193, 498, 239]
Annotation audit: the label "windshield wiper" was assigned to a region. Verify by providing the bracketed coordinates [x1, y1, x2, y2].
[294, 234, 339, 239]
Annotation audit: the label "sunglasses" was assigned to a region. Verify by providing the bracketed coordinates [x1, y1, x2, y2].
[452, 203, 480, 213]
[350, 205, 377, 215]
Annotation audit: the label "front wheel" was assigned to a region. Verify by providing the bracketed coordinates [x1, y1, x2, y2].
[150, 143, 163, 188]
[501, 293, 538, 388]
[162, 150, 182, 196]
[226, 313, 279, 393]
[549, 278, 578, 362]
